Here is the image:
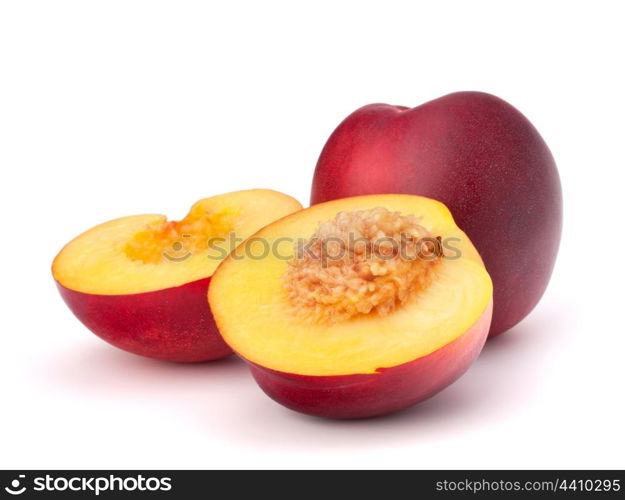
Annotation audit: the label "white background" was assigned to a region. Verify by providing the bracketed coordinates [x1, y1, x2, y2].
[1, 1, 624, 469]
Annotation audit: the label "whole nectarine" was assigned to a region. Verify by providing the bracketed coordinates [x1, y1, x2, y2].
[311, 92, 562, 336]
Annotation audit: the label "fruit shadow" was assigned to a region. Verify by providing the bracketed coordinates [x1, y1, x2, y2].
[40, 342, 254, 406]
[43, 301, 572, 451]
[217, 302, 573, 450]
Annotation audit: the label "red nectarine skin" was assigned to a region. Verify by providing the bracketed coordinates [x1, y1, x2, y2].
[311, 92, 562, 336]
[57, 277, 232, 362]
[248, 302, 492, 419]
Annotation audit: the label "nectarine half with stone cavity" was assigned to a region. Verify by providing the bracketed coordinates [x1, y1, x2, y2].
[209, 194, 493, 418]
[52, 189, 302, 362]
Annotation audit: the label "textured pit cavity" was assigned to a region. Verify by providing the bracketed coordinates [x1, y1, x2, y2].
[123, 206, 236, 264]
[284, 207, 441, 323]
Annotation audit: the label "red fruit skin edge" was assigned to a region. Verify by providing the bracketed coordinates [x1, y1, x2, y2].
[56, 277, 233, 362]
[248, 301, 493, 419]
[311, 92, 562, 337]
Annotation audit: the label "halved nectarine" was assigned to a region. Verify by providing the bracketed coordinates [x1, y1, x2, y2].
[52, 189, 302, 362]
[209, 194, 493, 418]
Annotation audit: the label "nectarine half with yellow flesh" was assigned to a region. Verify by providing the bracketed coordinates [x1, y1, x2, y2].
[53, 189, 302, 362]
[209, 194, 493, 418]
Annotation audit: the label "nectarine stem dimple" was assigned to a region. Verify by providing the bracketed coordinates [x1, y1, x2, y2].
[284, 207, 441, 323]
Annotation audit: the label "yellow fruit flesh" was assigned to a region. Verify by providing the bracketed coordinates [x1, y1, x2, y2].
[209, 194, 493, 376]
[53, 189, 302, 295]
